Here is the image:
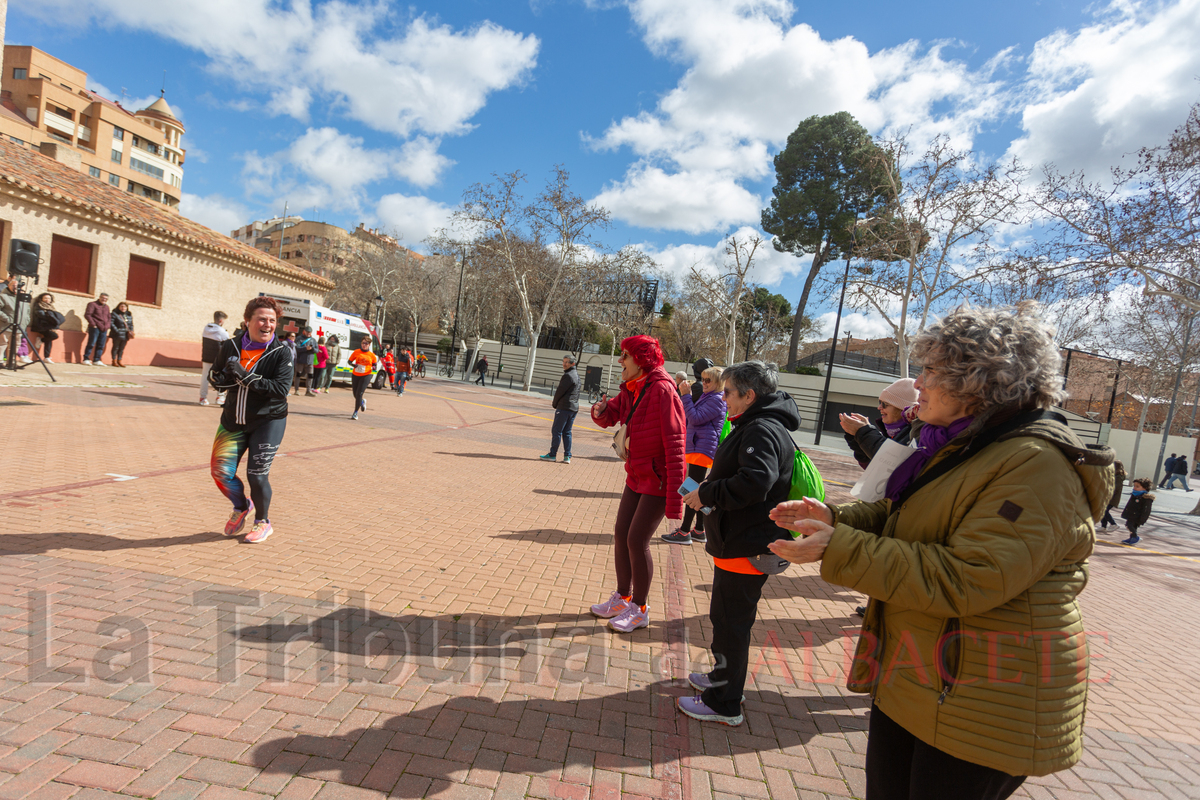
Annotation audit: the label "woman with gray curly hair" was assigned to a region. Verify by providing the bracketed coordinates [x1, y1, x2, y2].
[768, 303, 1115, 800]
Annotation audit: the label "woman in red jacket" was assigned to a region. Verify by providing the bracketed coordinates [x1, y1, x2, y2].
[589, 335, 686, 632]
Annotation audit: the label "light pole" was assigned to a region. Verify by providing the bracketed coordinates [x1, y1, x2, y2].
[449, 248, 467, 371]
[844, 330, 853, 355]
[813, 218, 866, 446]
[373, 295, 384, 349]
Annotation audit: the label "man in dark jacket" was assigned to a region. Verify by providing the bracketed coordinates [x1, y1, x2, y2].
[82, 292, 111, 365]
[200, 311, 230, 406]
[678, 361, 800, 726]
[1164, 455, 1193, 491]
[541, 355, 581, 464]
[1159, 454, 1177, 487]
[690, 357, 715, 402]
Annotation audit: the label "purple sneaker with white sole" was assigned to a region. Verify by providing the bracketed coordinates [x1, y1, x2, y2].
[590, 591, 633, 619]
[676, 695, 744, 726]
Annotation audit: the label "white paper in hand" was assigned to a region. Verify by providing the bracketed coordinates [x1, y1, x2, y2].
[851, 438, 916, 502]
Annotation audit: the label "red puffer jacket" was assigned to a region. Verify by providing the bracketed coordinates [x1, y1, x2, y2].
[591, 366, 686, 518]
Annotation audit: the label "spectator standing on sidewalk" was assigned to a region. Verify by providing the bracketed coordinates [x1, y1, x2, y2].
[540, 354, 580, 463]
[200, 312, 230, 406]
[588, 336, 686, 633]
[1163, 455, 1193, 491]
[840, 378, 919, 468]
[27, 292, 63, 363]
[292, 327, 317, 396]
[321, 335, 341, 391]
[109, 302, 134, 367]
[82, 292, 111, 366]
[395, 348, 412, 395]
[663, 365, 726, 545]
[312, 337, 329, 393]
[0, 276, 30, 365]
[1099, 459, 1126, 530]
[1121, 479, 1154, 544]
[381, 348, 397, 390]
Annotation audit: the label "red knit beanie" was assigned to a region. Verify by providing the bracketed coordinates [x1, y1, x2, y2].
[621, 335, 664, 371]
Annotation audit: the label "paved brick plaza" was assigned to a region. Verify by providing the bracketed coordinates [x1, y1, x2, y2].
[0, 370, 1198, 799]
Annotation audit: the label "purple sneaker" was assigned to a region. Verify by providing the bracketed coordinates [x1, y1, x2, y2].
[609, 604, 649, 633]
[687, 673, 745, 702]
[224, 503, 253, 537]
[590, 591, 633, 619]
[676, 695, 743, 726]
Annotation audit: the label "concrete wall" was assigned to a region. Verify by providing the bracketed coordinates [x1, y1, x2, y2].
[0, 196, 327, 366]
[1106, 428, 1198, 482]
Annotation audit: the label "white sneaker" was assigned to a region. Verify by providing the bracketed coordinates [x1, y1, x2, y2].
[95, 361, 107, 367]
[199, 399, 210, 406]
[43, 357, 54, 363]
[82, 360, 92, 366]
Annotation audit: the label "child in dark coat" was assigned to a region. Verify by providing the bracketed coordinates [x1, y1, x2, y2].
[1120, 478, 1154, 545]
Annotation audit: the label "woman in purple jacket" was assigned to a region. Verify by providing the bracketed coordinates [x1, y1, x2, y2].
[663, 365, 727, 545]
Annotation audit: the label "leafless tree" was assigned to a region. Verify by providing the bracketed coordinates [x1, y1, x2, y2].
[687, 234, 762, 366]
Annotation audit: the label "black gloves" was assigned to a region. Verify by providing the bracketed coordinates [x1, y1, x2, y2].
[226, 355, 252, 383]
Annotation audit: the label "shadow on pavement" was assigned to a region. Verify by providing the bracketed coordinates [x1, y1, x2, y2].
[245, 683, 854, 796]
[83, 391, 200, 407]
[0, 530, 222, 555]
[492, 528, 613, 545]
[532, 488, 623, 499]
[433, 451, 529, 461]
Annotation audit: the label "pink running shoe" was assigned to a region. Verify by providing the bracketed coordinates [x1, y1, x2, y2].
[609, 604, 649, 633]
[224, 503, 253, 537]
[590, 590, 633, 619]
[245, 521, 273, 543]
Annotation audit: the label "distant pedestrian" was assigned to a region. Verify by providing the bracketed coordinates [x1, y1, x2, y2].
[1164, 455, 1193, 491]
[540, 354, 580, 463]
[395, 349, 412, 395]
[1099, 459, 1126, 530]
[292, 327, 317, 396]
[109, 301, 134, 367]
[1121, 479, 1154, 545]
[589, 335, 686, 633]
[81, 292, 111, 365]
[313, 336, 329, 393]
[689, 358, 715, 402]
[1159, 454, 1178, 487]
[381, 348, 397, 389]
[663, 365, 726, 545]
[207, 296, 294, 545]
[200, 311, 230, 406]
[347, 336, 377, 420]
[27, 292, 63, 363]
[475, 355, 488, 386]
[321, 335, 341, 391]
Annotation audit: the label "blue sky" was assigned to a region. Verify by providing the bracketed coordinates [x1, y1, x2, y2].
[10, 0, 1200, 338]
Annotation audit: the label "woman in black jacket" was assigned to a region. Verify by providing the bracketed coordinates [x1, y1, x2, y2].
[839, 377, 918, 468]
[678, 361, 800, 726]
[28, 293, 64, 363]
[109, 302, 134, 367]
[208, 296, 295, 544]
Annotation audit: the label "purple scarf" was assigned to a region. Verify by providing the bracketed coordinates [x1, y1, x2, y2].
[884, 418, 908, 438]
[242, 332, 275, 351]
[884, 415, 975, 501]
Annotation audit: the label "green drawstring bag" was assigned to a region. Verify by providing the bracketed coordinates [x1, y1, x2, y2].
[788, 450, 825, 504]
[719, 418, 732, 443]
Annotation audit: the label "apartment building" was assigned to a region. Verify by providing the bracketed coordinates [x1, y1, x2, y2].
[0, 45, 186, 209]
[231, 218, 423, 280]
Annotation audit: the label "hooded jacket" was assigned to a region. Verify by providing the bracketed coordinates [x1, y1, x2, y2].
[1121, 492, 1153, 527]
[821, 409, 1115, 777]
[698, 390, 800, 558]
[591, 366, 686, 518]
[552, 365, 580, 413]
[208, 336, 294, 430]
[201, 323, 230, 364]
[682, 389, 726, 459]
[690, 358, 714, 402]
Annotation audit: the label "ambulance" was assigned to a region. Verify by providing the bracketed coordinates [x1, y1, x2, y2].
[258, 294, 386, 387]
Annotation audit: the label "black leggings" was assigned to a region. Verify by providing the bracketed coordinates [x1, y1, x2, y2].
[351, 374, 371, 413]
[612, 486, 666, 607]
[110, 334, 128, 361]
[211, 418, 287, 522]
[702, 566, 767, 716]
[37, 329, 58, 358]
[865, 704, 1026, 800]
[681, 463, 709, 532]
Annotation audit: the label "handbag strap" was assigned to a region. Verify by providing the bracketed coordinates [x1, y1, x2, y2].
[623, 384, 648, 425]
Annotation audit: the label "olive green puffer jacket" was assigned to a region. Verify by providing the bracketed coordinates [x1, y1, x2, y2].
[822, 410, 1115, 777]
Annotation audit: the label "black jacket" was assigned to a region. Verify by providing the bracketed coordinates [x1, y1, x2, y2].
[699, 390, 801, 558]
[29, 308, 64, 333]
[110, 310, 134, 337]
[209, 336, 294, 430]
[1174, 457, 1189, 475]
[844, 417, 913, 468]
[552, 366, 580, 412]
[690, 358, 714, 402]
[1121, 493, 1153, 527]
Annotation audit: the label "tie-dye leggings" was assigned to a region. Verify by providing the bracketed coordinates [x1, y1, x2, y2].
[210, 419, 287, 522]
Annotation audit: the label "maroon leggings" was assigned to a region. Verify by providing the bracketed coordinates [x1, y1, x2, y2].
[613, 486, 666, 607]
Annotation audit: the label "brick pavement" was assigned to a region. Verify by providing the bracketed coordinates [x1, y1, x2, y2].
[0, 374, 1198, 798]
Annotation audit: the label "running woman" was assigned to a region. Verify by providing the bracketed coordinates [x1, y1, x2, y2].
[347, 336, 378, 420]
[208, 296, 294, 544]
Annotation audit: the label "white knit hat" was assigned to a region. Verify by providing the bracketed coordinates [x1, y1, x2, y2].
[879, 377, 918, 409]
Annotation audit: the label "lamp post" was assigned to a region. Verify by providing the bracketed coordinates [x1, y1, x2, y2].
[814, 218, 866, 446]
[449, 248, 467, 371]
[373, 295, 384, 349]
[844, 331, 853, 355]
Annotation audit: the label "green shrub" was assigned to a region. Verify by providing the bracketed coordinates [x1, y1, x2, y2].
[793, 365, 820, 375]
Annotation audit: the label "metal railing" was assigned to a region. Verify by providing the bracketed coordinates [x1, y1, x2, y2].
[792, 348, 919, 377]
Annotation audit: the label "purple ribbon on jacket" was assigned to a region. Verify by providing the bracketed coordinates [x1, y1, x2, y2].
[884, 415, 975, 501]
[241, 332, 274, 351]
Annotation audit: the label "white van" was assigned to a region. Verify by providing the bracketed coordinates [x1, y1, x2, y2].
[258, 294, 386, 387]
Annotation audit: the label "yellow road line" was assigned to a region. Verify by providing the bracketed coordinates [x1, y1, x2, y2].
[406, 388, 608, 433]
[1097, 539, 1200, 564]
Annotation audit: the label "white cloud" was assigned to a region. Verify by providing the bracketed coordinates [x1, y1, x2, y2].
[637, 226, 811, 285]
[376, 193, 456, 243]
[594, 168, 762, 233]
[812, 310, 897, 341]
[178, 193, 251, 235]
[1007, 0, 1200, 175]
[242, 127, 453, 212]
[88, 80, 182, 121]
[44, 2, 539, 139]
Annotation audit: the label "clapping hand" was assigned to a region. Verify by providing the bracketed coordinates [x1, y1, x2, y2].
[839, 412, 870, 435]
[767, 498, 835, 564]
